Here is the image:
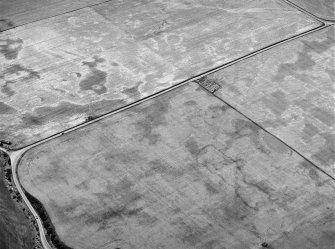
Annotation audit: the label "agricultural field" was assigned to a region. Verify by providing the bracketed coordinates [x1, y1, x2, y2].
[18, 83, 335, 249]
[0, 0, 108, 31]
[288, 0, 335, 20]
[1, 0, 334, 249]
[207, 26, 335, 176]
[0, 0, 320, 149]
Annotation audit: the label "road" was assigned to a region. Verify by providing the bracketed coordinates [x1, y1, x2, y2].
[0, 22, 330, 249]
[0, 146, 52, 249]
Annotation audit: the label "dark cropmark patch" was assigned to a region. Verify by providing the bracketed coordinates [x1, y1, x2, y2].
[298, 161, 326, 187]
[21, 114, 42, 126]
[204, 181, 220, 195]
[98, 207, 142, 221]
[311, 107, 335, 127]
[302, 27, 335, 54]
[85, 206, 143, 231]
[137, 211, 158, 226]
[262, 132, 290, 154]
[1, 84, 15, 97]
[217, 78, 241, 95]
[172, 220, 207, 246]
[20, 98, 126, 128]
[247, 180, 274, 197]
[0, 101, 16, 114]
[41, 160, 69, 184]
[122, 81, 142, 98]
[48, 200, 73, 224]
[104, 177, 135, 194]
[226, 119, 270, 155]
[272, 28, 335, 82]
[1, 64, 40, 97]
[148, 159, 183, 178]
[0, 19, 15, 31]
[80, 56, 107, 95]
[312, 133, 335, 166]
[149, 159, 168, 174]
[130, 96, 170, 144]
[20, 102, 84, 127]
[183, 100, 197, 106]
[232, 119, 260, 137]
[4, 64, 40, 79]
[185, 137, 201, 156]
[302, 123, 319, 141]
[224, 189, 255, 221]
[0, 38, 23, 59]
[79, 69, 107, 95]
[82, 56, 105, 68]
[201, 240, 224, 249]
[260, 90, 289, 116]
[208, 104, 229, 118]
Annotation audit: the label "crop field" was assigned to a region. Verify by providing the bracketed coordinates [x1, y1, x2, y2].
[0, 0, 108, 31]
[207, 26, 335, 176]
[18, 83, 335, 249]
[0, 0, 320, 149]
[288, 0, 335, 20]
[2, 0, 335, 249]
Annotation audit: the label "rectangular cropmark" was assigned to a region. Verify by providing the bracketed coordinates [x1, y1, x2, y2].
[18, 82, 335, 249]
[0, 0, 321, 149]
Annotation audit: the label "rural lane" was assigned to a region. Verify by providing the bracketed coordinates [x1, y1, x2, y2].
[0, 146, 52, 249]
[0, 22, 330, 249]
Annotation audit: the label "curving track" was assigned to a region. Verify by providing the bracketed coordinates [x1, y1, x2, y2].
[0, 1, 333, 248]
[0, 146, 51, 249]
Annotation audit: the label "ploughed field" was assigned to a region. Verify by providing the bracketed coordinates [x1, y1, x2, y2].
[18, 83, 335, 249]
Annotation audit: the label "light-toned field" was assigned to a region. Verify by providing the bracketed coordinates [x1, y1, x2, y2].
[288, 0, 335, 20]
[18, 83, 335, 249]
[205, 26, 335, 176]
[0, 0, 320, 149]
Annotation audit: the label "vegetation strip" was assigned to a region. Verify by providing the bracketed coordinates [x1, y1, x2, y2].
[0, 151, 42, 249]
[24, 190, 73, 249]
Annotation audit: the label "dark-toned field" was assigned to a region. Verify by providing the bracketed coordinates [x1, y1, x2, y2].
[0, 0, 320, 149]
[18, 83, 335, 249]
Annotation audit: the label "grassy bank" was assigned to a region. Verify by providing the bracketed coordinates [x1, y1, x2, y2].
[0, 151, 34, 249]
[24, 190, 73, 249]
